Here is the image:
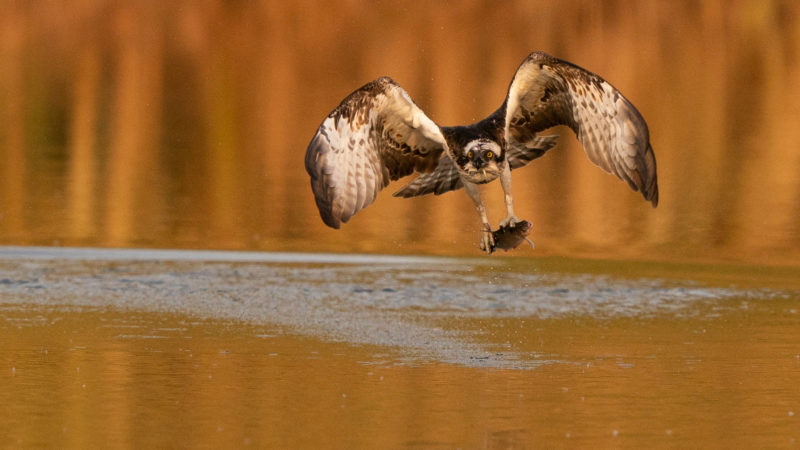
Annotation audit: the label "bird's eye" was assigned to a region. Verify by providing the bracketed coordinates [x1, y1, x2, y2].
[467, 151, 473, 159]
[485, 151, 494, 159]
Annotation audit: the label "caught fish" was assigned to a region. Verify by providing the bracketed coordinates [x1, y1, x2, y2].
[480, 220, 535, 254]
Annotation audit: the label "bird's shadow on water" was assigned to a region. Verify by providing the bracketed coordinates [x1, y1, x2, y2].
[0, 247, 794, 369]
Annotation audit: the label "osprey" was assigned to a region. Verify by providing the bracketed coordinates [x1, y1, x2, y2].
[305, 51, 658, 253]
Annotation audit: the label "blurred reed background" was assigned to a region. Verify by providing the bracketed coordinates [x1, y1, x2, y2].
[0, 0, 798, 265]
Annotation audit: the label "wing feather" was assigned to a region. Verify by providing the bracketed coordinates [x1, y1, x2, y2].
[503, 51, 658, 206]
[305, 77, 448, 228]
[505, 135, 559, 170]
[392, 155, 463, 198]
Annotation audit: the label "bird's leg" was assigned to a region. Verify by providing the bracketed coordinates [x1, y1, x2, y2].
[463, 181, 494, 253]
[498, 163, 520, 228]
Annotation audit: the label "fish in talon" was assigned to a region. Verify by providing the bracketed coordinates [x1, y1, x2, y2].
[487, 220, 534, 253]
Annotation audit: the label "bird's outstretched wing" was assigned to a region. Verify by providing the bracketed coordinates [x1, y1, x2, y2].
[500, 51, 658, 206]
[305, 77, 448, 228]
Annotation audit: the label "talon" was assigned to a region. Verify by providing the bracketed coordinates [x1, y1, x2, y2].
[499, 215, 520, 228]
[479, 225, 495, 254]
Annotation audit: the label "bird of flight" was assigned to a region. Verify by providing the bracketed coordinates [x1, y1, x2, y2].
[305, 51, 658, 253]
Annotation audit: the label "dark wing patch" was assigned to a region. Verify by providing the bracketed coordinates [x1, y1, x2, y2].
[305, 77, 448, 228]
[503, 51, 658, 206]
[392, 154, 463, 198]
[505, 135, 559, 170]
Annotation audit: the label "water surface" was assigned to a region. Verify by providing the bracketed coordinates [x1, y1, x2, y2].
[2, 247, 799, 447]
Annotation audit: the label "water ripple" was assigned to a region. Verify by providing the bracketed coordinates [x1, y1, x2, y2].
[0, 247, 793, 368]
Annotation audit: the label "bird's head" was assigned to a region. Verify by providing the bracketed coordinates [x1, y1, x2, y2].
[458, 139, 503, 183]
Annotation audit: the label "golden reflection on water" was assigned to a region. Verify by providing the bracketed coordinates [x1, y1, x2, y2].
[0, 1, 798, 265]
[2, 305, 798, 447]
